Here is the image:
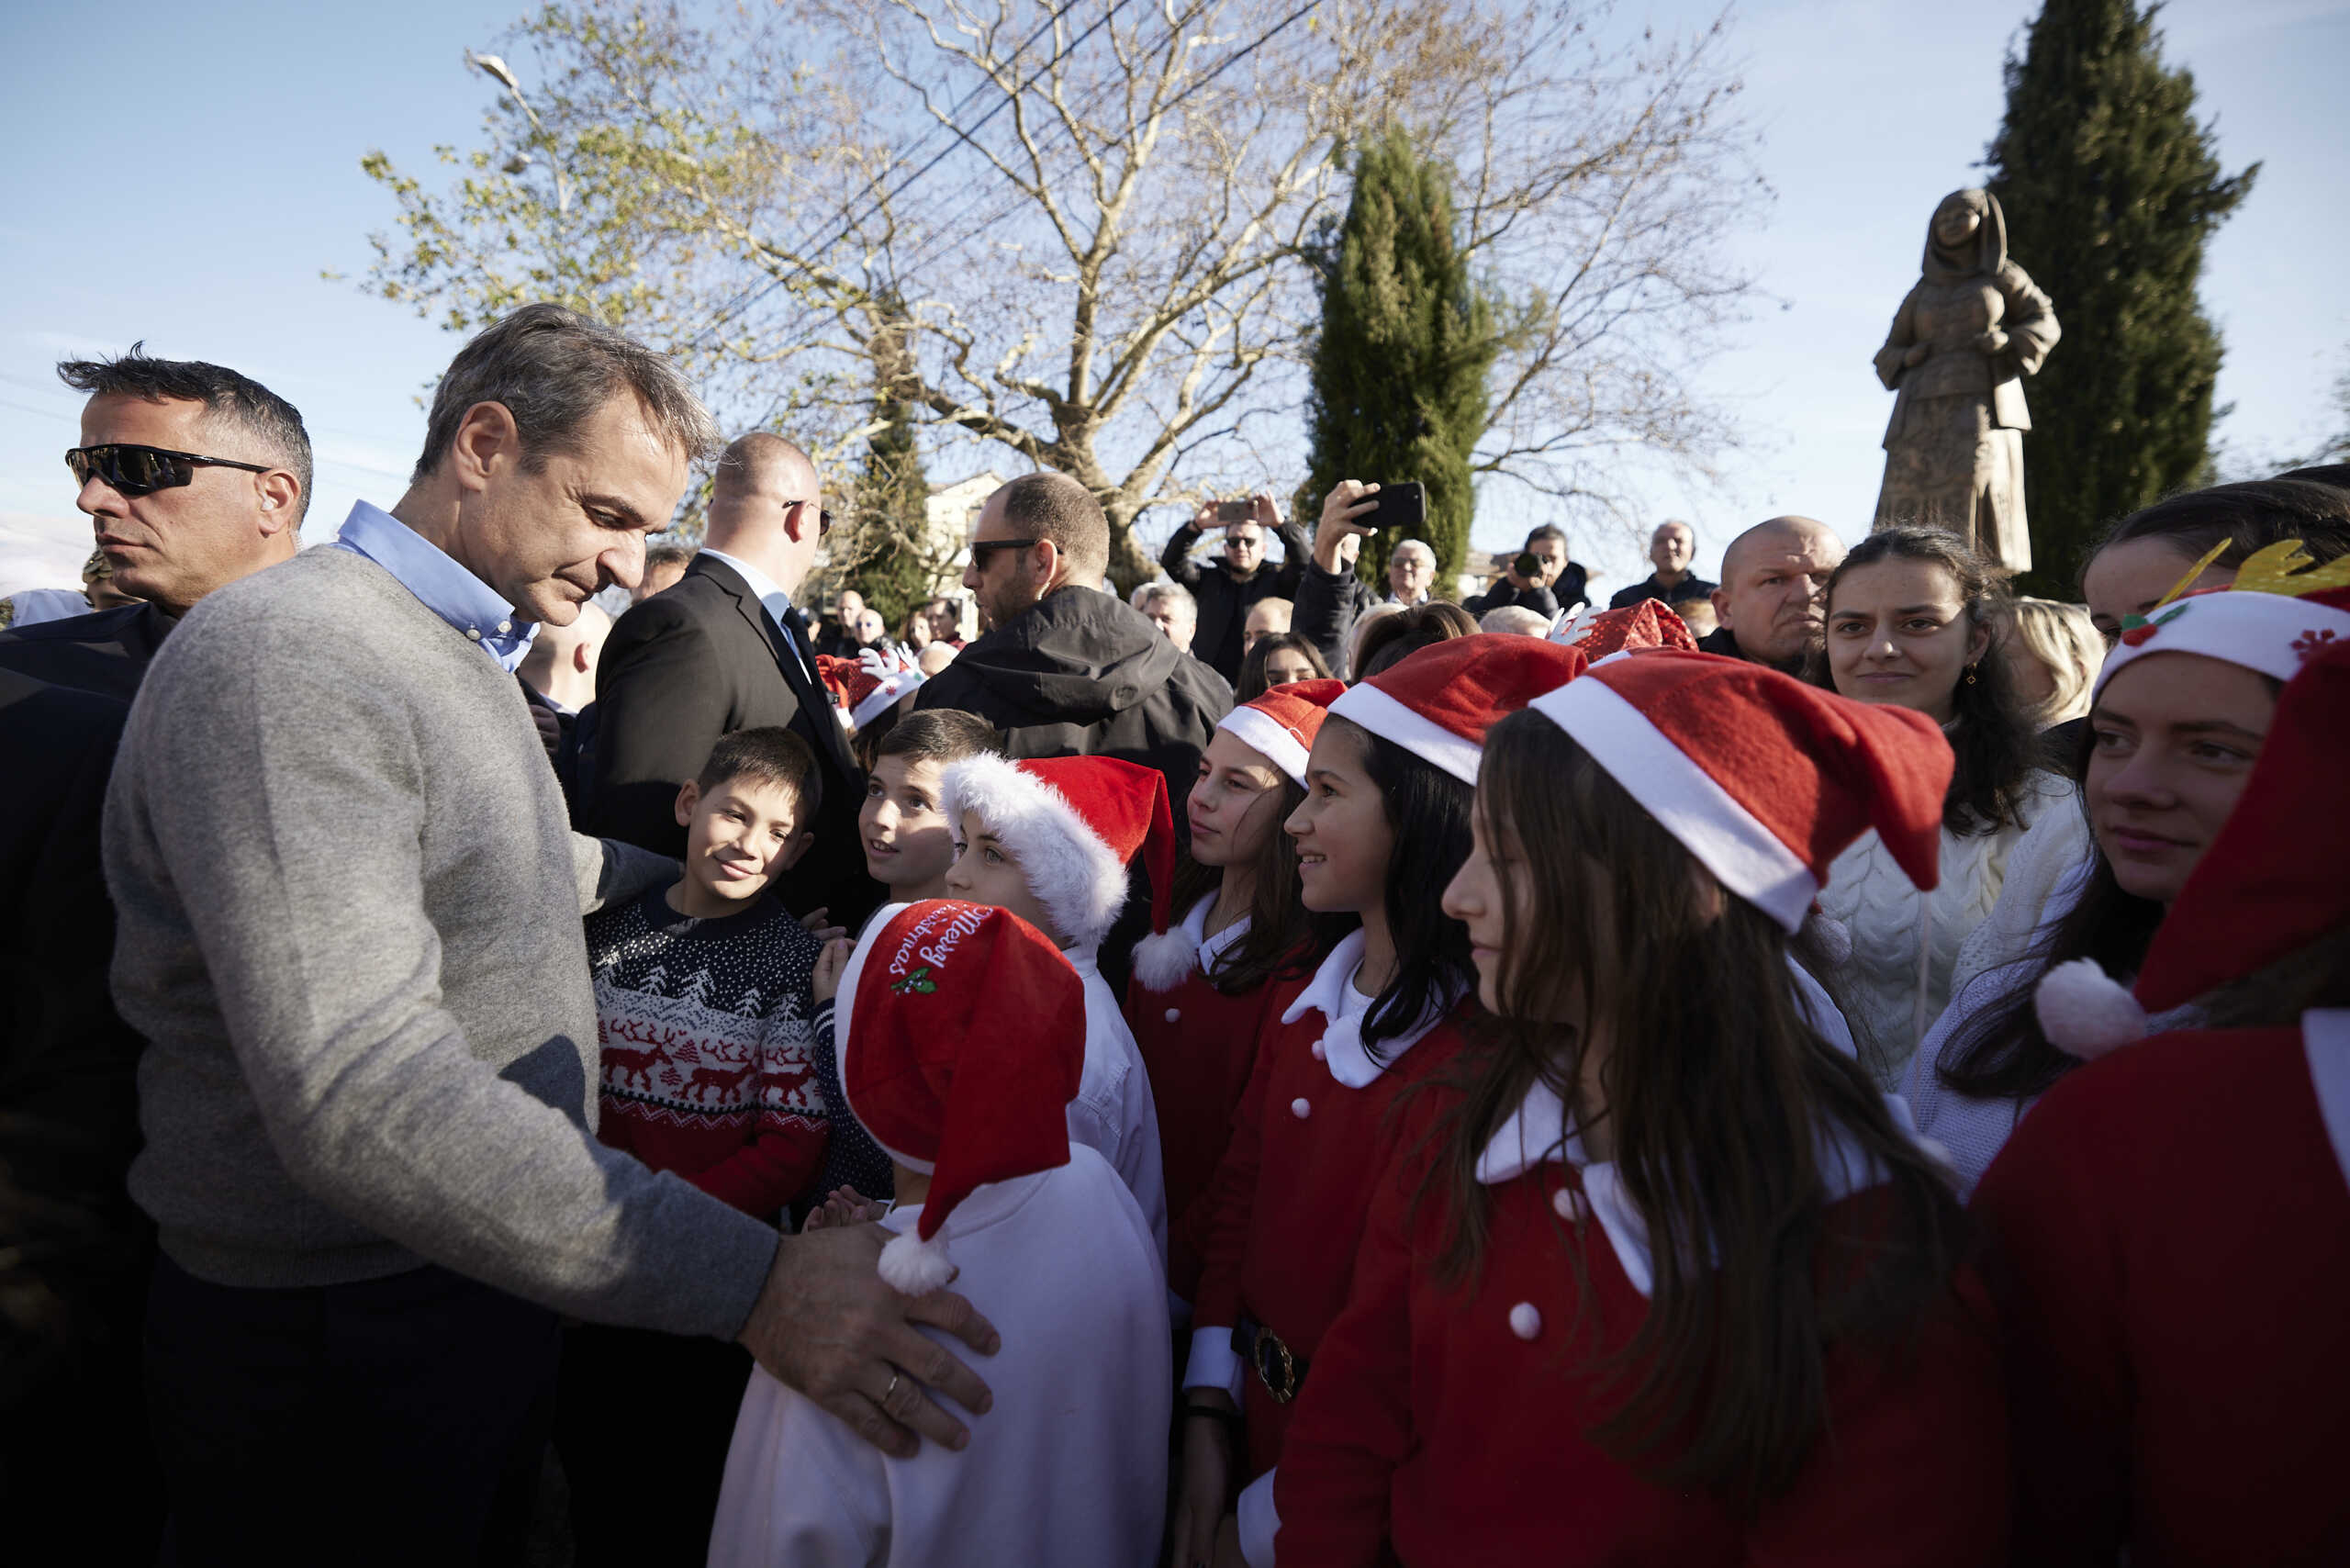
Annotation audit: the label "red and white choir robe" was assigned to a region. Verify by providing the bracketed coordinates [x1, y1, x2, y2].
[1124, 898, 1289, 1300]
[1186, 930, 1470, 1566]
[1972, 1008, 2350, 1567]
[1274, 1073, 2010, 1566]
[708, 1147, 1172, 1566]
[1067, 940, 1169, 1268]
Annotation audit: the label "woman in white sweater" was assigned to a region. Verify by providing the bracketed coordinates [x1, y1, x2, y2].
[1810, 527, 2066, 1086]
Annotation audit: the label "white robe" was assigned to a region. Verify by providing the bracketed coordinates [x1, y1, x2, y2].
[710, 1147, 1172, 1567]
[1066, 942, 1169, 1267]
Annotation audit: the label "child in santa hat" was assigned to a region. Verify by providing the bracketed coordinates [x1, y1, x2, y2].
[1973, 635, 2350, 1566]
[1275, 650, 2007, 1566]
[710, 900, 1170, 1567]
[1174, 634, 1589, 1568]
[938, 752, 1175, 1264]
[1907, 541, 2350, 1193]
[1125, 678, 1358, 1304]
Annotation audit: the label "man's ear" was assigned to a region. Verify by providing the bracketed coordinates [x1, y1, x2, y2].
[572, 641, 594, 675]
[1709, 585, 1732, 628]
[777, 827, 817, 872]
[255, 470, 302, 538]
[449, 400, 521, 495]
[782, 498, 817, 545]
[675, 779, 701, 828]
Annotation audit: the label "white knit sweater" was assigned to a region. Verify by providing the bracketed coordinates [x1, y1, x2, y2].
[1817, 768, 2073, 1088]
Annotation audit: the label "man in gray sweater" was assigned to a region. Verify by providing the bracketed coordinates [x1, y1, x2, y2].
[106, 305, 996, 1563]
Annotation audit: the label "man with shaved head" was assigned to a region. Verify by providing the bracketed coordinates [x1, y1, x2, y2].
[919, 469, 1229, 816]
[1703, 514, 1846, 673]
[588, 431, 875, 923]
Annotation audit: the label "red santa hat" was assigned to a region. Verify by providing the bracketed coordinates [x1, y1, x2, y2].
[1548, 598, 1700, 660]
[833, 900, 1087, 1293]
[938, 753, 1176, 952]
[1326, 634, 1590, 784]
[2094, 539, 2350, 700]
[1214, 677, 1347, 788]
[2035, 632, 2350, 1056]
[1528, 651, 1953, 932]
[841, 664, 925, 729]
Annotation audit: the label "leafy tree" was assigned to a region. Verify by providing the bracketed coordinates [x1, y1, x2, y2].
[832, 308, 937, 632]
[1303, 126, 1499, 586]
[1986, 0, 2256, 595]
[352, 1, 1760, 591]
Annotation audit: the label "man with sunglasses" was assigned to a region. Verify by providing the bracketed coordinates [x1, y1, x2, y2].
[1156, 493, 1308, 686]
[0, 350, 308, 701]
[587, 430, 877, 928]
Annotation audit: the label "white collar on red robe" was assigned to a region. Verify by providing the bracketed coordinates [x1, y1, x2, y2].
[1280, 929, 1459, 1089]
[1472, 955, 1914, 1297]
[2306, 1009, 2350, 1192]
[1177, 893, 1253, 977]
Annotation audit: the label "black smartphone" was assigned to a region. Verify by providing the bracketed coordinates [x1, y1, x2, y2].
[1364, 482, 1426, 532]
[1215, 498, 1253, 524]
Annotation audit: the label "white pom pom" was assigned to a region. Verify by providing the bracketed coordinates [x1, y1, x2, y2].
[2032, 958, 2147, 1059]
[878, 1228, 957, 1294]
[1808, 913, 1853, 967]
[1129, 927, 1199, 993]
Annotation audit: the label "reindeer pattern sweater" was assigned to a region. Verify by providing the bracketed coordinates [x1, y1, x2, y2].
[585, 883, 829, 1219]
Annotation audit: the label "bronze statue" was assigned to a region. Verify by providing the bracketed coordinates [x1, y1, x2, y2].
[1871, 188, 2059, 572]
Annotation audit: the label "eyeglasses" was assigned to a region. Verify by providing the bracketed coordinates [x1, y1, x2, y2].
[968, 537, 1040, 565]
[66, 443, 273, 497]
[780, 498, 834, 537]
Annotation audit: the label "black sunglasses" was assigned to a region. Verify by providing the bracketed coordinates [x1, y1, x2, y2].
[778, 498, 834, 537]
[968, 537, 1040, 564]
[66, 443, 273, 497]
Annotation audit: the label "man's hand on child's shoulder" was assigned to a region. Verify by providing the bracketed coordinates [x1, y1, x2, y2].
[799, 906, 849, 945]
[738, 1223, 1003, 1461]
[812, 936, 852, 1004]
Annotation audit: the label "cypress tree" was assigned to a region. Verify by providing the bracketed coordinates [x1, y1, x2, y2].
[1986, 0, 2256, 595]
[835, 299, 935, 631]
[1302, 124, 1497, 588]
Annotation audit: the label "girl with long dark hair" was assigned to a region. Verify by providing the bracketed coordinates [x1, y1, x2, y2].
[1807, 525, 2068, 1082]
[1276, 652, 2005, 1565]
[1171, 636, 1583, 1568]
[1125, 679, 1354, 1302]
[1906, 549, 2350, 1193]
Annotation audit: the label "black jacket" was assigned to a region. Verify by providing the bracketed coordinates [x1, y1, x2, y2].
[1293, 563, 1382, 678]
[1464, 563, 1588, 622]
[1158, 517, 1311, 684]
[1609, 572, 1718, 610]
[914, 586, 1232, 815]
[0, 601, 172, 702]
[584, 554, 877, 925]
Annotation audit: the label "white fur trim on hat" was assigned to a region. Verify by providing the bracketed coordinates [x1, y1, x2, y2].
[1216, 704, 1312, 785]
[2032, 958, 2147, 1059]
[851, 672, 923, 729]
[1326, 681, 1483, 784]
[878, 1226, 957, 1294]
[940, 752, 1130, 947]
[1530, 677, 1818, 932]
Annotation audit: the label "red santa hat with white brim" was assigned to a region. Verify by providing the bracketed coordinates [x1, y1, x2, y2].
[1131, 677, 1348, 992]
[938, 753, 1176, 954]
[2036, 609, 2350, 1058]
[1326, 633, 1591, 785]
[843, 665, 924, 729]
[1527, 651, 1953, 932]
[2091, 541, 2350, 703]
[833, 900, 1087, 1293]
[1548, 598, 1701, 660]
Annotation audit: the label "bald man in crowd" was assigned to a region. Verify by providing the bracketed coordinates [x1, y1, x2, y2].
[588, 431, 874, 924]
[1702, 515, 1846, 674]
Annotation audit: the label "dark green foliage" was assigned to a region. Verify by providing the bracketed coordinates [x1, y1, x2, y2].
[1302, 125, 1498, 588]
[1986, 0, 2256, 595]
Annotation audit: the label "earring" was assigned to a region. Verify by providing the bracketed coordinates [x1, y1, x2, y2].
[1964, 665, 1978, 686]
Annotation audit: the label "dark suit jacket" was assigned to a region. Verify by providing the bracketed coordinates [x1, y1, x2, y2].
[0, 602, 171, 702]
[584, 554, 876, 925]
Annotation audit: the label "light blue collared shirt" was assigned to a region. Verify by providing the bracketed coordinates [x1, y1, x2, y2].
[699, 547, 808, 664]
[326, 501, 539, 672]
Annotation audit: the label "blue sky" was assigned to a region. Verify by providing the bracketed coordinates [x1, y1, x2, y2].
[3, 0, 2343, 599]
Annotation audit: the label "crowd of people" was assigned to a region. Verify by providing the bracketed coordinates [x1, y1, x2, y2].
[3, 300, 2346, 1566]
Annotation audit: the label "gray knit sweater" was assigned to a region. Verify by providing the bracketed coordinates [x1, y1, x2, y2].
[104, 546, 778, 1338]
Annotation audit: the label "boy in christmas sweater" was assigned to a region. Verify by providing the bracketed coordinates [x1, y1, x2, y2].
[554, 725, 832, 1566]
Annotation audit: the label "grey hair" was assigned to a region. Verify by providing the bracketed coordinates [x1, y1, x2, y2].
[413, 303, 719, 483]
[1391, 538, 1436, 566]
[1133, 579, 1197, 624]
[58, 344, 313, 523]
